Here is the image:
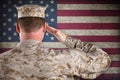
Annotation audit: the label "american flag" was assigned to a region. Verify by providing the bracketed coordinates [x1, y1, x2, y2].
[0, 0, 120, 80]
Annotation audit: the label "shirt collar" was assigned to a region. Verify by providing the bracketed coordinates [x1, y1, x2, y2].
[16, 40, 42, 50]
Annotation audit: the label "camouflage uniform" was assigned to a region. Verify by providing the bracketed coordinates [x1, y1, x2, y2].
[0, 37, 111, 80]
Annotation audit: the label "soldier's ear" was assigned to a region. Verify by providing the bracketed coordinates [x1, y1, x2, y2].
[43, 22, 47, 32]
[16, 22, 20, 33]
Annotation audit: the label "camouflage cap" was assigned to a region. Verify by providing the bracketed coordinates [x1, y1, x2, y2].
[16, 4, 46, 18]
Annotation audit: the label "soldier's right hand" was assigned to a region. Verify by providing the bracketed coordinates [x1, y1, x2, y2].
[46, 25, 67, 42]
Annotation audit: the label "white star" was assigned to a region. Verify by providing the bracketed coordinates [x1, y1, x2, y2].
[19, 0, 22, 4]
[8, 27, 12, 31]
[29, 0, 33, 3]
[46, 32, 49, 36]
[51, 36, 54, 40]
[50, 18, 54, 22]
[51, 8, 54, 12]
[46, 23, 49, 25]
[8, 8, 12, 12]
[13, 32, 17, 36]
[40, 1, 44, 4]
[3, 23, 6, 26]
[13, 13, 17, 17]
[51, 0, 54, 4]
[14, 22, 16, 26]
[46, 4, 49, 8]
[3, 13, 6, 17]
[45, 13, 49, 17]
[8, 18, 12, 22]
[2, 4, 6, 8]
[14, 4, 17, 8]
[3, 32, 6, 36]
[8, 36, 12, 40]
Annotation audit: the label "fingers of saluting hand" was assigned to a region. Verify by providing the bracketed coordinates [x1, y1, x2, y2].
[45, 23, 67, 42]
[46, 25, 58, 35]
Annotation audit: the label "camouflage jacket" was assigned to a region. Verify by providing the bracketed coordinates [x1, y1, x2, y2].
[0, 37, 111, 80]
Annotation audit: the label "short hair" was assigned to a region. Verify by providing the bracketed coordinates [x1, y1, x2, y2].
[17, 17, 45, 33]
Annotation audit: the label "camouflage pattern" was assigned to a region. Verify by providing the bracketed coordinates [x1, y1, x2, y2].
[0, 37, 111, 80]
[16, 4, 46, 18]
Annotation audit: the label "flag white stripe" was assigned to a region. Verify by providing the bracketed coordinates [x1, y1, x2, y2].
[58, 4, 120, 10]
[58, 16, 120, 23]
[105, 67, 120, 73]
[0, 42, 120, 48]
[110, 55, 120, 61]
[61, 30, 120, 36]
[92, 42, 120, 48]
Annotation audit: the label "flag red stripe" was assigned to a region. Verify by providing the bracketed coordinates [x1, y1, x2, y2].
[96, 74, 120, 80]
[111, 61, 120, 67]
[58, 10, 120, 16]
[0, 48, 11, 53]
[71, 36, 120, 42]
[103, 48, 120, 55]
[58, 0, 120, 4]
[58, 23, 120, 29]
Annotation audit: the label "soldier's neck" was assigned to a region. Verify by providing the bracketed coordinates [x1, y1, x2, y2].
[19, 32, 44, 42]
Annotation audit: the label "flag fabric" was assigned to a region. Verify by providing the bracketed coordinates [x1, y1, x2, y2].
[57, 0, 120, 80]
[0, 0, 120, 80]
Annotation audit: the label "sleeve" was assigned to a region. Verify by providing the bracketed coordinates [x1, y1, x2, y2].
[50, 36, 111, 79]
[0, 54, 5, 78]
[64, 36, 99, 53]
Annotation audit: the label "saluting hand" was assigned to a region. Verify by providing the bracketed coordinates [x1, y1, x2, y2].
[46, 24, 67, 42]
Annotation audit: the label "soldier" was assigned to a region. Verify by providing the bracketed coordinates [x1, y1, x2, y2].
[0, 4, 111, 80]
